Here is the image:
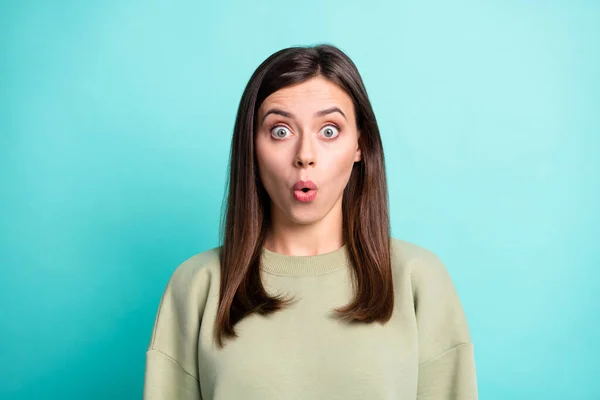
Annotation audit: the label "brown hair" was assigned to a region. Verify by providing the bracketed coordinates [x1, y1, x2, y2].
[216, 44, 392, 348]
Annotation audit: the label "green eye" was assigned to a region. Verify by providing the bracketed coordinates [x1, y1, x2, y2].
[320, 125, 340, 139]
[271, 126, 291, 139]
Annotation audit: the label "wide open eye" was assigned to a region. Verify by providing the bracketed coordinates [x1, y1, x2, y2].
[320, 125, 340, 139]
[271, 126, 291, 139]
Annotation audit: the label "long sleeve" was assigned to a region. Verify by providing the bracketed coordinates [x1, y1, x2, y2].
[143, 255, 213, 400]
[417, 342, 477, 399]
[411, 250, 478, 399]
[144, 350, 201, 399]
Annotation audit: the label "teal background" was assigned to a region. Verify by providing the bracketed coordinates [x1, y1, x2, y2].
[1, 0, 599, 398]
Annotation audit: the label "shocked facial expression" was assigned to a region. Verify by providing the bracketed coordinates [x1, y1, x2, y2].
[255, 76, 362, 225]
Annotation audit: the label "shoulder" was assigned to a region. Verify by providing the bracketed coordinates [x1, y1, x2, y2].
[147, 246, 222, 368]
[390, 238, 472, 360]
[390, 237, 454, 289]
[390, 237, 445, 274]
[163, 245, 222, 299]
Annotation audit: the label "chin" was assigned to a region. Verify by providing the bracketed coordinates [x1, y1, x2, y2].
[287, 209, 323, 225]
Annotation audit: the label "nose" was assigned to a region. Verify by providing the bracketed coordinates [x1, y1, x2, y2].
[295, 158, 315, 167]
[294, 134, 315, 167]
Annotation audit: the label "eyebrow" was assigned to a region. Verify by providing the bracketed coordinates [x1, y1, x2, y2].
[261, 106, 347, 124]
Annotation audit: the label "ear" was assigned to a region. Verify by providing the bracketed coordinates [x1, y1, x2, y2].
[354, 131, 362, 162]
[354, 145, 362, 162]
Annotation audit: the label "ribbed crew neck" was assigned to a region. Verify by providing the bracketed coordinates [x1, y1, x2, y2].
[260, 244, 351, 276]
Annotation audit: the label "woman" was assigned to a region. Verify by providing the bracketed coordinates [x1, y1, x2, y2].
[144, 44, 478, 399]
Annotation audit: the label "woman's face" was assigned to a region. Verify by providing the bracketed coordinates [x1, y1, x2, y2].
[255, 76, 362, 226]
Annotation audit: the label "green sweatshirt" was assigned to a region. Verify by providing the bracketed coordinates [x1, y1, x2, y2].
[143, 237, 478, 399]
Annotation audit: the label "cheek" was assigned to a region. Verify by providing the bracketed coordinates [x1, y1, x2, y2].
[255, 142, 286, 188]
[325, 147, 358, 179]
[319, 152, 356, 197]
[255, 137, 271, 170]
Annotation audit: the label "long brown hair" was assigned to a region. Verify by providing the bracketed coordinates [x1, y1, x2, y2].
[216, 44, 392, 348]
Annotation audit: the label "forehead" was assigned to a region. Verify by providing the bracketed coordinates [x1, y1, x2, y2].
[259, 76, 354, 115]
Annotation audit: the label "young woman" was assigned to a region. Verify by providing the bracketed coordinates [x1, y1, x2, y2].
[144, 44, 478, 399]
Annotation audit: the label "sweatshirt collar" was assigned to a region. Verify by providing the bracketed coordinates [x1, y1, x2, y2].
[259, 243, 351, 276]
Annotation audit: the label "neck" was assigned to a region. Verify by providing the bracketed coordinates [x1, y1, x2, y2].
[263, 198, 344, 256]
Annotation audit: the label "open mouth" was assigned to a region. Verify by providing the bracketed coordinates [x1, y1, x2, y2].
[293, 187, 318, 202]
[292, 180, 318, 202]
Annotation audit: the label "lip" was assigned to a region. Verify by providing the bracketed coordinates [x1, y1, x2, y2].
[293, 180, 318, 191]
[293, 189, 318, 203]
[292, 180, 318, 203]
